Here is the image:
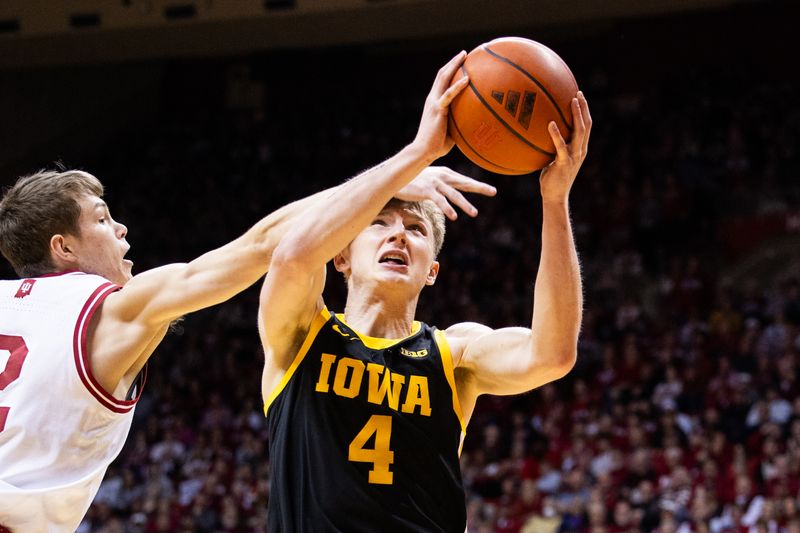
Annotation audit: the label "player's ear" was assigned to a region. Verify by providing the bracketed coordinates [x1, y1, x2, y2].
[425, 260, 439, 286]
[50, 234, 78, 265]
[333, 250, 351, 279]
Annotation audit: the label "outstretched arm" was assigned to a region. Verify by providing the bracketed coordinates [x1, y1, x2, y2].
[88, 185, 337, 391]
[91, 154, 492, 392]
[101, 163, 492, 329]
[259, 52, 470, 387]
[453, 91, 591, 400]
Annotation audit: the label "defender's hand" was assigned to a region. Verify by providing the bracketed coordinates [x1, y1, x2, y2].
[412, 51, 470, 162]
[397, 166, 497, 220]
[539, 91, 592, 204]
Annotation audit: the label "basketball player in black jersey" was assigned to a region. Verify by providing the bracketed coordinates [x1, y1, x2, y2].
[259, 51, 591, 532]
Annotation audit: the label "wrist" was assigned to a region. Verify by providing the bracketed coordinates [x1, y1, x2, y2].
[407, 138, 439, 167]
[541, 196, 569, 208]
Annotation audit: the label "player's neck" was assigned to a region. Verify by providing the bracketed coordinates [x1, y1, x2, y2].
[342, 289, 419, 340]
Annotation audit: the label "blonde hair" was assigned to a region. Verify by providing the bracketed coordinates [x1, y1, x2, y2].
[384, 197, 446, 256]
[0, 169, 103, 277]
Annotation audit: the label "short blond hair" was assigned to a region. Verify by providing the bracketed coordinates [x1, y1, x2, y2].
[0, 169, 103, 277]
[383, 197, 446, 257]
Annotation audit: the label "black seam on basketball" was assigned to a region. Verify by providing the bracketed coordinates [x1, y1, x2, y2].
[448, 114, 525, 174]
[461, 66, 556, 158]
[483, 45, 574, 132]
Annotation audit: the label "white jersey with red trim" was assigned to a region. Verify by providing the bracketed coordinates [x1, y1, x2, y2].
[0, 272, 143, 533]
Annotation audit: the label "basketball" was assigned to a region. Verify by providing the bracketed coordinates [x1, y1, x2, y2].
[448, 37, 579, 175]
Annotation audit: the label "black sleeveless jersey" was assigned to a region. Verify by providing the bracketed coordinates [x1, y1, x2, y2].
[264, 307, 467, 533]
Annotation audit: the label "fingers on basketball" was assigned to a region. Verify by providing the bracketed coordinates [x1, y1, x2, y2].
[571, 98, 586, 159]
[440, 76, 469, 108]
[548, 121, 569, 160]
[432, 51, 465, 91]
[578, 92, 592, 153]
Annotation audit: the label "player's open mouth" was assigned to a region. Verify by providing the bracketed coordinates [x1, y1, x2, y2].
[379, 251, 409, 268]
[122, 249, 133, 267]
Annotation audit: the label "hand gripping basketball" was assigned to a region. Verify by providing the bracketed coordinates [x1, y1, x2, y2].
[413, 51, 470, 162]
[448, 37, 580, 175]
[539, 91, 592, 204]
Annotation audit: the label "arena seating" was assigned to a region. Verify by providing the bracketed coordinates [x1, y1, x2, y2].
[4, 27, 798, 533]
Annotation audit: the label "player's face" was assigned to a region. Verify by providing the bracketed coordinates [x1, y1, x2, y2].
[337, 206, 439, 292]
[69, 194, 133, 285]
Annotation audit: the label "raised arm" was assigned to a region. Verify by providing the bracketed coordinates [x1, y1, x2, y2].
[452, 91, 591, 402]
[259, 52, 470, 384]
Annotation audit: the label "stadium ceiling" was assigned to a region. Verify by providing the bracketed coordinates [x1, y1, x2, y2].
[0, 0, 754, 68]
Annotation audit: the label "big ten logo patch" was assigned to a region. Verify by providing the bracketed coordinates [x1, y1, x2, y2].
[400, 347, 428, 358]
[14, 279, 36, 299]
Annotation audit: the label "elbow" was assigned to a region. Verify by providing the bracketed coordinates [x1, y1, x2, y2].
[524, 345, 577, 386]
[530, 328, 578, 376]
[551, 348, 578, 377]
[269, 241, 312, 275]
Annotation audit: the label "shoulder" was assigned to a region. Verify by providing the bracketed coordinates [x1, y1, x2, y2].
[443, 321, 493, 339]
[35, 271, 115, 287]
[441, 322, 493, 366]
[42, 272, 119, 301]
[76, 272, 115, 283]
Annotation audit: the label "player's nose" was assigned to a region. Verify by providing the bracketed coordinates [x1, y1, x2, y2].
[387, 226, 407, 245]
[116, 221, 128, 240]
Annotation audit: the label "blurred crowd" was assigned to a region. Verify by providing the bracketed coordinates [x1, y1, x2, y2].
[3, 34, 799, 533]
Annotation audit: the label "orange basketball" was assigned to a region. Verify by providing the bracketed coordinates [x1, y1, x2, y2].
[448, 37, 579, 175]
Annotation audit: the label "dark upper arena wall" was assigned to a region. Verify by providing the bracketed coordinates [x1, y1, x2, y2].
[0, 0, 758, 68]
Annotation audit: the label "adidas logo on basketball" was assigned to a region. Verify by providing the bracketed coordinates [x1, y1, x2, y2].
[491, 89, 537, 130]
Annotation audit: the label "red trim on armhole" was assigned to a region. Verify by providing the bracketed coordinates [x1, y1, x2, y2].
[72, 282, 143, 414]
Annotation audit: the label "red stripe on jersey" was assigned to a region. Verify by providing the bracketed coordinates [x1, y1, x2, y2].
[72, 282, 141, 414]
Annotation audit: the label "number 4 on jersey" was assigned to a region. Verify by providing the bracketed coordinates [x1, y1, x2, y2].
[348, 414, 394, 484]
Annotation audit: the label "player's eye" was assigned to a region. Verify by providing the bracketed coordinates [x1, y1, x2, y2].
[408, 224, 425, 234]
[372, 219, 388, 226]
[98, 218, 106, 223]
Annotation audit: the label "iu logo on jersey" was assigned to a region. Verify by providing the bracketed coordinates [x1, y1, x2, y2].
[14, 279, 36, 299]
[491, 89, 537, 130]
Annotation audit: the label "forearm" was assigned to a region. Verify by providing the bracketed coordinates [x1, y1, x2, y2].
[240, 184, 343, 265]
[275, 141, 435, 267]
[530, 199, 582, 363]
[119, 185, 344, 326]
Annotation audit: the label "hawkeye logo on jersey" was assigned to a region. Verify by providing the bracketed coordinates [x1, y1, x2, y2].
[14, 279, 36, 299]
[332, 324, 357, 340]
[315, 353, 432, 417]
[400, 347, 428, 358]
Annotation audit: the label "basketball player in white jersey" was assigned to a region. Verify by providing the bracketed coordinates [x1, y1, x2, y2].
[0, 156, 494, 531]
